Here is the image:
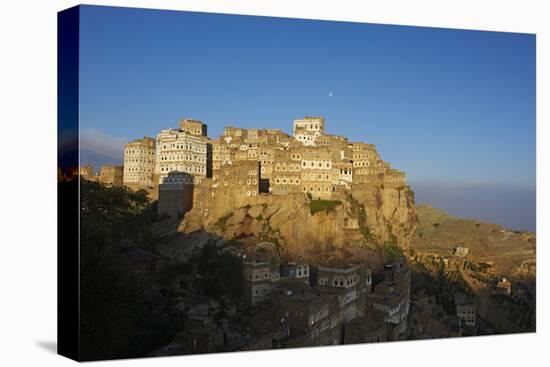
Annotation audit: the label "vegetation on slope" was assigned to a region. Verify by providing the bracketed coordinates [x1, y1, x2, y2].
[77, 180, 175, 360]
[190, 242, 244, 301]
[309, 199, 342, 215]
[412, 204, 536, 274]
[383, 240, 404, 263]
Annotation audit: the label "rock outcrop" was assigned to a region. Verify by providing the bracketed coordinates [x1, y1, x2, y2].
[178, 181, 417, 259]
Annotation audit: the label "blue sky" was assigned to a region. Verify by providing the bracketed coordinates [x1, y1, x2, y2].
[78, 5, 536, 231]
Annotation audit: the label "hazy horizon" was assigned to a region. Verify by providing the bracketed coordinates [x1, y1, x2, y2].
[78, 5, 536, 232]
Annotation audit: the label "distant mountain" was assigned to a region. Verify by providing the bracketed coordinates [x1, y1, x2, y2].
[411, 182, 535, 232]
[411, 204, 535, 276]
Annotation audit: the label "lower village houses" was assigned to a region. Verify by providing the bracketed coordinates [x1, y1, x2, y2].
[149, 240, 412, 355]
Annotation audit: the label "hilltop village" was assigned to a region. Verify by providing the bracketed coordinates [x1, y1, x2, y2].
[71, 116, 522, 356]
[76, 116, 417, 257]
[78, 116, 407, 215]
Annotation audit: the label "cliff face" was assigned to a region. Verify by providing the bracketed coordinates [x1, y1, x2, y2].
[179, 182, 417, 259]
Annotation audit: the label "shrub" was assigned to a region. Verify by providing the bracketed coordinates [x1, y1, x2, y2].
[383, 241, 404, 262]
[360, 227, 373, 241]
[309, 200, 342, 215]
[216, 212, 234, 229]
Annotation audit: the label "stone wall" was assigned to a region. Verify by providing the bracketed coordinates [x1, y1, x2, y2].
[158, 180, 194, 218]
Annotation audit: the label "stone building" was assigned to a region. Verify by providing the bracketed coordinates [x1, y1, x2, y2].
[152, 115, 409, 221]
[343, 311, 388, 344]
[123, 136, 156, 188]
[366, 259, 411, 338]
[236, 304, 289, 351]
[158, 171, 195, 218]
[455, 293, 476, 327]
[156, 122, 210, 218]
[453, 247, 469, 258]
[155, 124, 209, 185]
[293, 116, 325, 146]
[78, 164, 94, 179]
[275, 280, 336, 346]
[299, 146, 336, 199]
[180, 118, 207, 137]
[99, 165, 123, 187]
[317, 263, 372, 293]
[280, 260, 310, 284]
[203, 116, 405, 200]
[317, 263, 373, 323]
[496, 277, 512, 295]
[214, 161, 260, 201]
[242, 242, 280, 306]
[271, 149, 302, 196]
[383, 168, 406, 188]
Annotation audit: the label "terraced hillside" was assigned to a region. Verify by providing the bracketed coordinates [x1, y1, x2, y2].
[411, 205, 536, 276]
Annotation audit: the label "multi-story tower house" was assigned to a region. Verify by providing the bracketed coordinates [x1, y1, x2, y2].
[271, 149, 302, 195]
[317, 263, 372, 323]
[123, 137, 156, 188]
[242, 242, 280, 306]
[366, 259, 411, 338]
[78, 164, 94, 179]
[180, 118, 207, 137]
[275, 280, 334, 346]
[99, 165, 123, 187]
[280, 259, 310, 284]
[155, 121, 209, 186]
[213, 161, 260, 196]
[300, 146, 335, 199]
[352, 142, 389, 184]
[293, 116, 325, 146]
[455, 293, 476, 327]
[383, 169, 407, 188]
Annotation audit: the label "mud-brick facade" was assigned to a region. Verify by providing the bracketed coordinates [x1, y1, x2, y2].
[213, 160, 260, 200]
[117, 115, 409, 219]
[123, 137, 156, 188]
[271, 149, 302, 196]
[366, 259, 411, 338]
[99, 165, 123, 187]
[180, 118, 208, 137]
[293, 116, 325, 146]
[317, 264, 372, 323]
[299, 146, 336, 199]
[78, 165, 94, 179]
[157, 171, 195, 218]
[242, 243, 281, 306]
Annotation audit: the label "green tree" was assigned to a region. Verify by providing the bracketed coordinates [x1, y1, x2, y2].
[77, 180, 160, 360]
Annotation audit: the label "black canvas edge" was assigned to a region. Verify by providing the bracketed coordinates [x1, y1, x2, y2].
[58, 5, 81, 362]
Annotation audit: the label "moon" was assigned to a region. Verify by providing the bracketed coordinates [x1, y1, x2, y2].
[328, 92, 333, 97]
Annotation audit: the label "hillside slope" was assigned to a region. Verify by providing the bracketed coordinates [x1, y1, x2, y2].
[411, 205, 535, 276]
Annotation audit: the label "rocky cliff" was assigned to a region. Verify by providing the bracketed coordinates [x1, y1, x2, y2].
[178, 182, 417, 261]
